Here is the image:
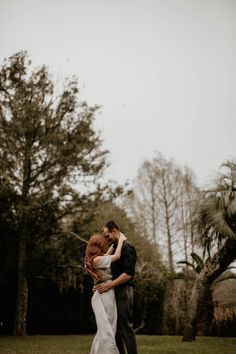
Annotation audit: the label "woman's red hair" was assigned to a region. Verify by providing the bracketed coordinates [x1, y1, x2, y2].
[84, 233, 109, 280]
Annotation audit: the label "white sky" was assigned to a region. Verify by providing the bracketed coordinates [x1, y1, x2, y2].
[0, 0, 235, 188]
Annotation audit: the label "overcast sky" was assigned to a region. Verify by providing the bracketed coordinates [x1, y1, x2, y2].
[0, 0, 235, 188]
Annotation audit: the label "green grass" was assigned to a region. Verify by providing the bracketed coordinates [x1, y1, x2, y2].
[0, 335, 235, 354]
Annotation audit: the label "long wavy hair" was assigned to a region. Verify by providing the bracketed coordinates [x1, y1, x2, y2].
[84, 233, 109, 281]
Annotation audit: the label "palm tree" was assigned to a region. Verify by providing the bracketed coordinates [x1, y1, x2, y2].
[183, 160, 236, 341]
[179, 252, 236, 335]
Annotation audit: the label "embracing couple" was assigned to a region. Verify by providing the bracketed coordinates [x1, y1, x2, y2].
[85, 220, 138, 354]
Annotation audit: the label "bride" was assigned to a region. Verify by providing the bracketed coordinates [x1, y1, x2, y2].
[85, 232, 127, 354]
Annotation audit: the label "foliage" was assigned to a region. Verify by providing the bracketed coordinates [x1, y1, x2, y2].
[211, 275, 236, 336]
[183, 160, 236, 341]
[211, 305, 236, 337]
[71, 200, 167, 333]
[178, 252, 208, 274]
[0, 51, 110, 334]
[194, 160, 236, 256]
[162, 278, 194, 335]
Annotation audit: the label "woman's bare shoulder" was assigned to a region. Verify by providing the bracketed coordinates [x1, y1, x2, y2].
[93, 256, 103, 266]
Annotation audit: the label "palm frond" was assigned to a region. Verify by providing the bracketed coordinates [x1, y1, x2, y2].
[193, 159, 236, 252]
[190, 252, 205, 269]
[177, 260, 195, 269]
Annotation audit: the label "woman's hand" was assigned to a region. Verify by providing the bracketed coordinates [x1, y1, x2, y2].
[119, 232, 127, 242]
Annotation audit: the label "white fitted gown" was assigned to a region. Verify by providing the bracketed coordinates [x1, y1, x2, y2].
[90, 255, 119, 354]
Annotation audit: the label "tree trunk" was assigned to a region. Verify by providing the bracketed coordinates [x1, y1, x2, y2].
[167, 227, 174, 273]
[161, 173, 174, 273]
[151, 183, 157, 246]
[12, 237, 28, 335]
[12, 138, 31, 335]
[197, 290, 214, 336]
[183, 238, 236, 341]
[163, 193, 174, 272]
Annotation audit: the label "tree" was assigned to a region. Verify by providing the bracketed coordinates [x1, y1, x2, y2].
[177, 167, 199, 264]
[0, 51, 108, 335]
[183, 161, 236, 341]
[132, 153, 198, 272]
[75, 199, 166, 333]
[134, 160, 159, 245]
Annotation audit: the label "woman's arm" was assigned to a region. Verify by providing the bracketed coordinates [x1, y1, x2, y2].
[110, 234, 127, 262]
[93, 234, 127, 266]
[105, 244, 114, 255]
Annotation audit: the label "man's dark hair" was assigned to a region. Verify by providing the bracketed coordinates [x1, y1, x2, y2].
[105, 220, 119, 232]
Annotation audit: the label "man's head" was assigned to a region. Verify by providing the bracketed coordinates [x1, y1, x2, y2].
[102, 220, 120, 244]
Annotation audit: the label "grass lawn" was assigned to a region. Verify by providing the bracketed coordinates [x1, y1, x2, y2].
[0, 335, 235, 354]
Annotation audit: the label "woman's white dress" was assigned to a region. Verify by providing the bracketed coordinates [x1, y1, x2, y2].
[90, 255, 119, 354]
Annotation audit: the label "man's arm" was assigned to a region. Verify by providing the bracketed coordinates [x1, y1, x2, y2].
[94, 273, 132, 293]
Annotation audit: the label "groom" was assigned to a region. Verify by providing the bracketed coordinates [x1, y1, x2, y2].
[94, 220, 138, 354]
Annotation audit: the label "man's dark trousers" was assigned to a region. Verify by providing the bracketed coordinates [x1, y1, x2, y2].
[115, 285, 138, 354]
